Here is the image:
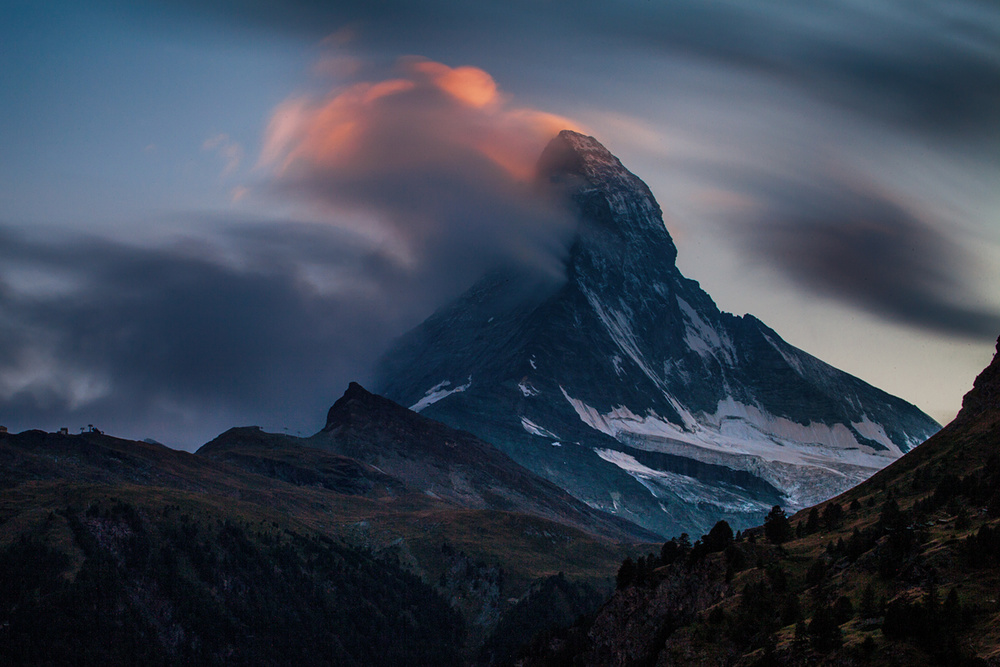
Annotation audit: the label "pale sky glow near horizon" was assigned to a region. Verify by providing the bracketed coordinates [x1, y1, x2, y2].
[1, 0, 999, 449]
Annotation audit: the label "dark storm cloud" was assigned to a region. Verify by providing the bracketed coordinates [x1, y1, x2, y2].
[0, 221, 435, 448]
[743, 183, 1000, 339]
[134, 0, 1000, 142]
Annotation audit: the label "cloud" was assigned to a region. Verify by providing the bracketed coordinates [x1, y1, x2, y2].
[613, 0, 1000, 142]
[740, 180, 1000, 339]
[134, 0, 1000, 145]
[259, 57, 581, 285]
[0, 58, 582, 448]
[203, 133, 244, 177]
[0, 221, 427, 446]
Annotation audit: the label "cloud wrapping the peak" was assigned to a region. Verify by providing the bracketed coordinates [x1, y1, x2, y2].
[260, 58, 576, 184]
[258, 58, 581, 284]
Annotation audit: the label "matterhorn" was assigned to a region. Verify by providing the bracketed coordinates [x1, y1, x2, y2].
[377, 131, 940, 537]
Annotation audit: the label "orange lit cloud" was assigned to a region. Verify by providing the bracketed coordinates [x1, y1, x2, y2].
[261, 58, 581, 182]
[410, 60, 499, 108]
[258, 58, 583, 283]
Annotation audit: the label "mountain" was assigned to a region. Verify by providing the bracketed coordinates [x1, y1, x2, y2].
[200, 382, 656, 544]
[0, 386, 656, 662]
[376, 130, 940, 538]
[0, 428, 465, 665]
[516, 335, 1000, 667]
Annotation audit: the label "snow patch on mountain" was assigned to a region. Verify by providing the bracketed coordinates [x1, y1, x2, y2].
[518, 379, 539, 397]
[564, 388, 898, 468]
[581, 286, 669, 392]
[520, 417, 560, 439]
[611, 355, 624, 375]
[851, 414, 902, 454]
[760, 330, 805, 376]
[677, 297, 736, 365]
[594, 449, 772, 514]
[410, 377, 471, 412]
[560, 386, 904, 507]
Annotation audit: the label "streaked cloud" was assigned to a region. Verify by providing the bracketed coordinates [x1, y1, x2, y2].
[203, 133, 244, 177]
[0, 221, 419, 444]
[137, 0, 1000, 145]
[741, 179, 1000, 339]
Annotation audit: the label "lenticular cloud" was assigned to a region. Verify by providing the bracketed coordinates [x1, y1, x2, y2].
[259, 57, 581, 280]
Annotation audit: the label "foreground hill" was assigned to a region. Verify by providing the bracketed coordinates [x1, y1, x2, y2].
[0, 386, 655, 663]
[516, 336, 1000, 666]
[0, 431, 464, 664]
[200, 382, 655, 544]
[377, 130, 939, 539]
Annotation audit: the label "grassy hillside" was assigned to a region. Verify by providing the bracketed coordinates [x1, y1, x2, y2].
[517, 339, 1000, 666]
[0, 486, 464, 665]
[0, 424, 647, 662]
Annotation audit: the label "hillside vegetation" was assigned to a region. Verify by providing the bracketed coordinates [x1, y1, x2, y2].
[516, 338, 1000, 666]
[0, 388, 650, 663]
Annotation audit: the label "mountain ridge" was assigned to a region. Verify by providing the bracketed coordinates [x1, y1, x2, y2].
[307, 381, 658, 542]
[957, 335, 1000, 423]
[197, 382, 656, 543]
[0, 384, 659, 662]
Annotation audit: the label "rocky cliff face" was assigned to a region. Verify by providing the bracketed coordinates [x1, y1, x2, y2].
[377, 130, 940, 538]
[957, 335, 1000, 422]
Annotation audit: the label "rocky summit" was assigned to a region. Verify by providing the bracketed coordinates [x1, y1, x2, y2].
[376, 130, 940, 538]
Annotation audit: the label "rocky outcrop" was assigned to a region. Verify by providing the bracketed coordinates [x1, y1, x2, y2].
[957, 335, 1000, 421]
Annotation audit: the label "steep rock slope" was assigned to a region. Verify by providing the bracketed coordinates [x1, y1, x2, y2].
[377, 130, 940, 537]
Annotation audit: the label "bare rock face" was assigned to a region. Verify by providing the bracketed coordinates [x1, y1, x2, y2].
[957, 335, 1000, 421]
[377, 130, 940, 538]
[586, 558, 732, 666]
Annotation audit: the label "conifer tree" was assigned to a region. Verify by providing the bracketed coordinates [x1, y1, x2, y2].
[764, 506, 792, 545]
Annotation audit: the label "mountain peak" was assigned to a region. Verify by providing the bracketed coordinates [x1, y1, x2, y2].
[957, 334, 1000, 421]
[343, 381, 369, 398]
[323, 381, 385, 431]
[312, 382, 658, 541]
[538, 130, 624, 179]
[376, 132, 940, 538]
[538, 130, 677, 263]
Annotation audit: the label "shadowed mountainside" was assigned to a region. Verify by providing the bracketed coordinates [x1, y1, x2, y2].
[0, 384, 658, 663]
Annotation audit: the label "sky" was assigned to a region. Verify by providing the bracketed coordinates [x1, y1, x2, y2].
[1, 0, 999, 449]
